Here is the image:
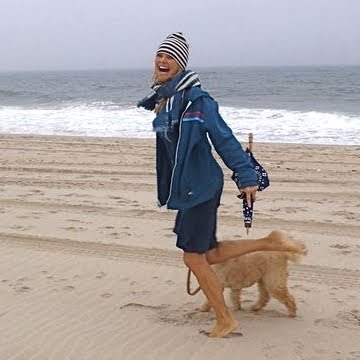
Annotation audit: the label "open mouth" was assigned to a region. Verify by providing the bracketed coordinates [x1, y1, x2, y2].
[158, 66, 170, 73]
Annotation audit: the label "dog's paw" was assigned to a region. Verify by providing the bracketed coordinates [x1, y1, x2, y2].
[288, 310, 297, 317]
[250, 304, 263, 312]
[233, 304, 242, 311]
[197, 303, 211, 312]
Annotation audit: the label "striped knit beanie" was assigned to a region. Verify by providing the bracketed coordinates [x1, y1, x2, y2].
[156, 32, 189, 70]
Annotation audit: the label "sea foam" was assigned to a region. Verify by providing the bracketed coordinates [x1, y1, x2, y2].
[0, 104, 359, 145]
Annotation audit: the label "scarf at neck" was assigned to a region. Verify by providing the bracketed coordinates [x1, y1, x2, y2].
[137, 70, 201, 111]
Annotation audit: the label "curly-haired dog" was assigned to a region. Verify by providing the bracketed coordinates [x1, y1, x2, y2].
[199, 251, 301, 317]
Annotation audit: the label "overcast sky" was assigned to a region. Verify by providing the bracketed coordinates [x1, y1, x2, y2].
[0, 0, 359, 71]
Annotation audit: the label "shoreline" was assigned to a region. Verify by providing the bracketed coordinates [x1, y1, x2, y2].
[0, 132, 359, 148]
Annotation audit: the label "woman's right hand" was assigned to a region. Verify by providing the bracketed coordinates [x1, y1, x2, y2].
[238, 185, 258, 205]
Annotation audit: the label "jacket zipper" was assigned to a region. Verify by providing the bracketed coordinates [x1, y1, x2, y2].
[166, 100, 192, 206]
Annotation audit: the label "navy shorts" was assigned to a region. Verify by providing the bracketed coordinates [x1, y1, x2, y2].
[173, 189, 222, 254]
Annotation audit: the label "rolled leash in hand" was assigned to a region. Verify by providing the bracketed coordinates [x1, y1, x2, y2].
[232, 133, 270, 234]
[237, 192, 253, 234]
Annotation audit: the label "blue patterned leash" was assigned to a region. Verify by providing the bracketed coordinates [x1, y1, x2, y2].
[234, 133, 270, 234]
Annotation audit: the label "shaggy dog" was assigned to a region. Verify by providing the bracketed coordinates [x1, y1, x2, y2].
[199, 251, 301, 317]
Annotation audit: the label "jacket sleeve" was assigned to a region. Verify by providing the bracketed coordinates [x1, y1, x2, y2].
[201, 96, 258, 189]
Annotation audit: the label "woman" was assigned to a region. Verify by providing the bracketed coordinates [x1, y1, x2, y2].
[138, 32, 306, 338]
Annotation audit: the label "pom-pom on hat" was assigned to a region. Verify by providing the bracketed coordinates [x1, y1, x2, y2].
[156, 32, 189, 70]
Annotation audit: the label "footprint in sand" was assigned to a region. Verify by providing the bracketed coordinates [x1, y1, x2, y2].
[10, 225, 32, 231]
[63, 226, 86, 232]
[120, 302, 196, 328]
[119, 231, 131, 236]
[131, 290, 151, 296]
[63, 285, 75, 292]
[109, 196, 122, 200]
[62, 193, 76, 197]
[294, 284, 312, 293]
[101, 292, 113, 298]
[330, 244, 350, 250]
[341, 250, 352, 255]
[96, 272, 106, 279]
[348, 351, 360, 360]
[13, 279, 32, 294]
[116, 200, 129, 205]
[16, 286, 32, 293]
[332, 210, 358, 220]
[119, 303, 166, 311]
[314, 318, 339, 328]
[337, 310, 360, 326]
[110, 232, 121, 236]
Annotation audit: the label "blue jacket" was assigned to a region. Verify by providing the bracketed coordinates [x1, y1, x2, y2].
[155, 87, 258, 210]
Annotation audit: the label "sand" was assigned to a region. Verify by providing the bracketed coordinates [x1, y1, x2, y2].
[0, 133, 359, 360]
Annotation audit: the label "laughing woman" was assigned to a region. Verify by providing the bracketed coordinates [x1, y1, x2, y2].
[137, 32, 306, 338]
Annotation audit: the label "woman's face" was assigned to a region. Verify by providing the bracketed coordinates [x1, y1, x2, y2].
[154, 52, 181, 84]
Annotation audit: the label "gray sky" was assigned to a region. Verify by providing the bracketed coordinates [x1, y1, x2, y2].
[1, 0, 359, 71]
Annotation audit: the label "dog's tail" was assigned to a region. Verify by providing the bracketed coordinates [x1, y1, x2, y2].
[284, 252, 302, 263]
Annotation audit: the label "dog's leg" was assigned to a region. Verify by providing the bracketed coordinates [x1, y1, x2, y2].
[197, 283, 225, 313]
[251, 280, 270, 312]
[230, 288, 242, 310]
[198, 299, 212, 312]
[198, 283, 225, 312]
[269, 287, 297, 317]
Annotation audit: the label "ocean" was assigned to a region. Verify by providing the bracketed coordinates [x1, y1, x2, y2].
[0, 66, 359, 145]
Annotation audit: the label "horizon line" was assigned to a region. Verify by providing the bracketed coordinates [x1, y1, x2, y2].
[1, 64, 360, 73]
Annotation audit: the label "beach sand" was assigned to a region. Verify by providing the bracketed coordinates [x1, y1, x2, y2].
[0, 134, 359, 360]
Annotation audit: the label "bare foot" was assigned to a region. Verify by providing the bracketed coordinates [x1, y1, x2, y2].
[266, 230, 308, 255]
[209, 318, 238, 338]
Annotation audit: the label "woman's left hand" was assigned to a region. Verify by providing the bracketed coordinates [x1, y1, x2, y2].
[239, 186, 258, 205]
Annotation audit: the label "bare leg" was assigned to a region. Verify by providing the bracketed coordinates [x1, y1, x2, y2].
[183, 252, 238, 338]
[206, 230, 307, 265]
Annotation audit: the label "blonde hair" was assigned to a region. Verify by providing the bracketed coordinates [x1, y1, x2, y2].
[154, 98, 167, 115]
[152, 67, 182, 114]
